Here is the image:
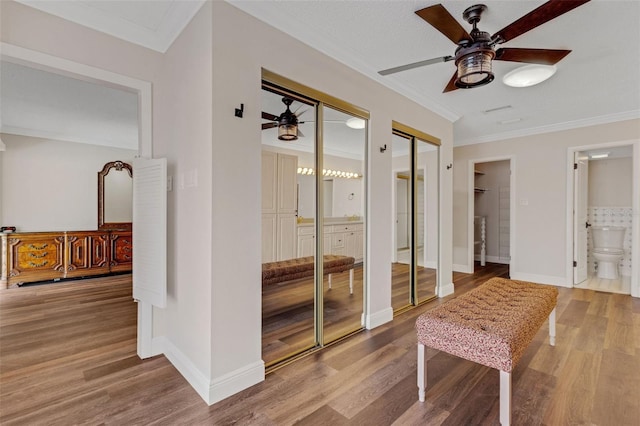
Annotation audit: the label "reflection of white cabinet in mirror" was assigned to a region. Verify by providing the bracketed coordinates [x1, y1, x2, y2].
[261, 151, 298, 262]
[297, 221, 363, 262]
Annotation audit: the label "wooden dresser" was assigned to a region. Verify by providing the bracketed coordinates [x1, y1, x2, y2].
[0, 230, 132, 289]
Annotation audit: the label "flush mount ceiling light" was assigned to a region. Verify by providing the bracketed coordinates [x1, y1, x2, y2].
[503, 64, 557, 88]
[346, 117, 366, 129]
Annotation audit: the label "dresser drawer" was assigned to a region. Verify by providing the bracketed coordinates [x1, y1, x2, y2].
[331, 223, 363, 233]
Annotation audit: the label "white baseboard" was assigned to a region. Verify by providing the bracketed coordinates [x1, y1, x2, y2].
[509, 272, 569, 288]
[475, 255, 510, 264]
[152, 336, 212, 404]
[210, 360, 265, 405]
[152, 336, 265, 406]
[438, 282, 455, 297]
[365, 307, 393, 329]
[453, 263, 473, 273]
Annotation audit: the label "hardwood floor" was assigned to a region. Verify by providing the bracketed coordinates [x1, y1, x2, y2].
[1, 265, 639, 425]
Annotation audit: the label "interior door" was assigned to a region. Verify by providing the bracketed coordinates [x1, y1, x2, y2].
[133, 157, 167, 308]
[574, 151, 588, 284]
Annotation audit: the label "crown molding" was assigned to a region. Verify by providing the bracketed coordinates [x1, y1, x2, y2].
[16, 0, 205, 53]
[455, 110, 640, 147]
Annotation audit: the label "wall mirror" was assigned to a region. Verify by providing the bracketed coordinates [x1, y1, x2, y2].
[98, 160, 133, 230]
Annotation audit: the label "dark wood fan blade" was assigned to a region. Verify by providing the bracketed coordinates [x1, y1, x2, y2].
[443, 71, 459, 93]
[493, 0, 590, 44]
[415, 4, 472, 45]
[378, 56, 453, 76]
[262, 111, 279, 121]
[262, 122, 278, 130]
[495, 48, 571, 65]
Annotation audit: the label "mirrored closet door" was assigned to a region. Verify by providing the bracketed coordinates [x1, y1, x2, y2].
[261, 76, 368, 368]
[391, 126, 439, 312]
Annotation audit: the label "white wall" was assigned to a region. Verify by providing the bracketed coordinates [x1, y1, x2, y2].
[453, 119, 640, 286]
[589, 157, 633, 206]
[1, 0, 455, 406]
[152, 0, 214, 401]
[0, 134, 135, 231]
[213, 0, 453, 402]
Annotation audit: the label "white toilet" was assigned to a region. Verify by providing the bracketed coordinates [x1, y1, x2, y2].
[591, 226, 626, 279]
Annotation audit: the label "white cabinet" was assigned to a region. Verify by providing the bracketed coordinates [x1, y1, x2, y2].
[297, 222, 363, 263]
[262, 151, 298, 262]
[330, 223, 363, 262]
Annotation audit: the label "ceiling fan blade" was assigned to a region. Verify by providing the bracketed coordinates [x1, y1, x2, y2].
[442, 71, 459, 93]
[493, 0, 590, 44]
[415, 4, 472, 45]
[495, 48, 571, 65]
[262, 111, 279, 121]
[378, 56, 453, 76]
[262, 122, 278, 130]
[296, 108, 310, 118]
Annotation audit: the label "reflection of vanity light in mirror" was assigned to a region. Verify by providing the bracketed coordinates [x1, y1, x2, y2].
[297, 167, 362, 179]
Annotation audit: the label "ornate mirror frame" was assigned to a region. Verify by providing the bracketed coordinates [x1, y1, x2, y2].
[98, 160, 133, 231]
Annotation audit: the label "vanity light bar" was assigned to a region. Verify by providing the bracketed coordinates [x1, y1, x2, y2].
[297, 167, 362, 179]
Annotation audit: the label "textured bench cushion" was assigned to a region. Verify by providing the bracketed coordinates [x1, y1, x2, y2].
[415, 277, 558, 372]
[262, 255, 354, 286]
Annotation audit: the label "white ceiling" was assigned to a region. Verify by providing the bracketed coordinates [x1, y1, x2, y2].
[1, 61, 139, 150]
[15, 0, 205, 53]
[230, 0, 640, 146]
[4, 0, 639, 150]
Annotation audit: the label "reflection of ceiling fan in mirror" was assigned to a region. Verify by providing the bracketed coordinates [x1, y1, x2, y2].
[378, 0, 590, 92]
[262, 97, 308, 141]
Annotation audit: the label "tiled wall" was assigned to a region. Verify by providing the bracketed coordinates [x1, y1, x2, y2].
[587, 207, 633, 277]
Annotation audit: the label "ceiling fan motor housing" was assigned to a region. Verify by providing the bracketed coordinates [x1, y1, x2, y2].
[454, 28, 495, 88]
[277, 97, 299, 141]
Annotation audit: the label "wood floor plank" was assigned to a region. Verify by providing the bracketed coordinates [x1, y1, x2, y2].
[2, 265, 639, 425]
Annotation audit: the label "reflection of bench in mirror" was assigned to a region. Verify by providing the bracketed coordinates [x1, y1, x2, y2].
[262, 255, 355, 293]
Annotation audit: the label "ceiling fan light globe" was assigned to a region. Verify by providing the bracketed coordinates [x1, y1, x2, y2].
[455, 50, 495, 89]
[502, 64, 557, 88]
[278, 123, 298, 141]
[346, 117, 366, 129]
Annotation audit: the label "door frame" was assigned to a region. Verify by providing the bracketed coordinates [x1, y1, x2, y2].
[467, 156, 516, 274]
[566, 141, 640, 297]
[1, 42, 155, 357]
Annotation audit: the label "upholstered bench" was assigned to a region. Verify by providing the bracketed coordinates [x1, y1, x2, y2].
[262, 255, 355, 293]
[415, 277, 558, 426]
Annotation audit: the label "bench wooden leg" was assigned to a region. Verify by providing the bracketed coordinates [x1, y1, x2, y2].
[328, 273, 332, 289]
[500, 370, 511, 426]
[349, 268, 354, 294]
[417, 343, 426, 402]
[549, 307, 556, 346]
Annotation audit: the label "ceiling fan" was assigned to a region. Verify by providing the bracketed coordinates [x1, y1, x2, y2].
[262, 97, 308, 141]
[378, 0, 590, 92]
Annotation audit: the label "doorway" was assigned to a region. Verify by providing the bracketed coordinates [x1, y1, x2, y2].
[468, 157, 514, 274]
[571, 144, 636, 294]
[1, 43, 154, 357]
